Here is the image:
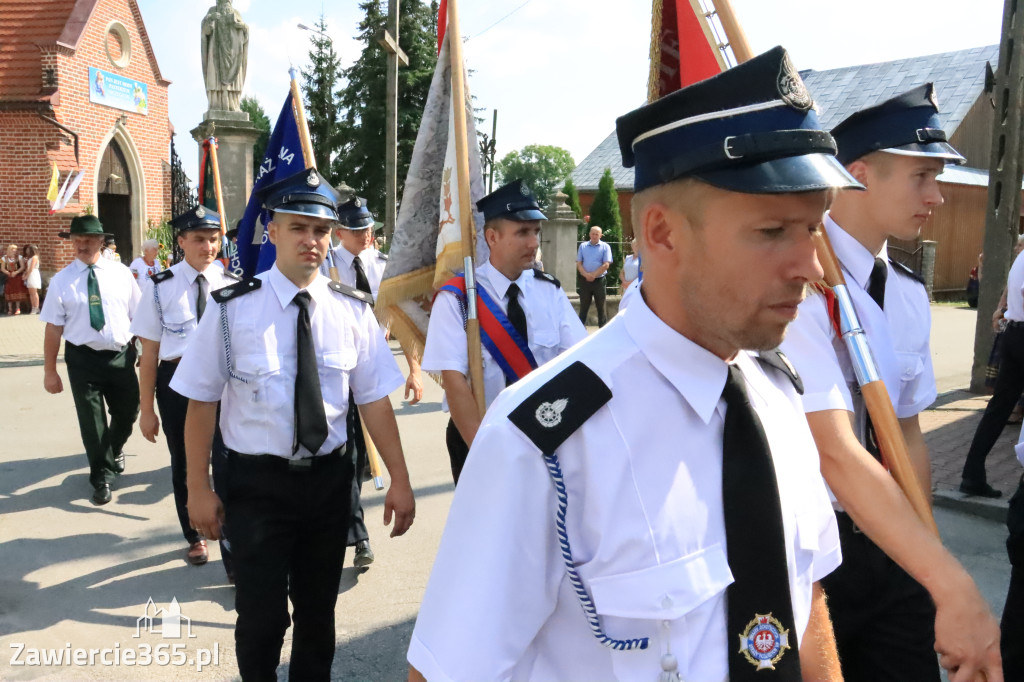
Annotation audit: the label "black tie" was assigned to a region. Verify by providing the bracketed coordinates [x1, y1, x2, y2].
[352, 256, 372, 296]
[506, 283, 528, 344]
[868, 257, 887, 311]
[722, 365, 801, 681]
[195, 273, 207, 321]
[292, 291, 329, 456]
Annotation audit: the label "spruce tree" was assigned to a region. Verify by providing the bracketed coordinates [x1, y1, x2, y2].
[587, 168, 623, 289]
[240, 96, 271, 180]
[562, 176, 583, 220]
[301, 14, 342, 180]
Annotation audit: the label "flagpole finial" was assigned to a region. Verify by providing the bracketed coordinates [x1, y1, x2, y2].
[289, 66, 298, 80]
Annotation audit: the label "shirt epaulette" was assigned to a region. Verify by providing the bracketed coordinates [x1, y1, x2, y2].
[223, 270, 242, 281]
[508, 361, 612, 454]
[328, 280, 373, 305]
[377, 252, 389, 261]
[755, 349, 804, 395]
[212, 278, 261, 303]
[151, 270, 174, 285]
[889, 258, 925, 286]
[533, 267, 560, 288]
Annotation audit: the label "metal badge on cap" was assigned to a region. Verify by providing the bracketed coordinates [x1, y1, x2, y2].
[777, 53, 812, 110]
[196, 206, 206, 218]
[307, 170, 319, 187]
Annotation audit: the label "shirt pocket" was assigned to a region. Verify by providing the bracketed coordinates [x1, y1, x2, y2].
[234, 353, 284, 408]
[160, 292, 196, 328]
[588, 544, 734, 679]
[319, 348, 358, 411]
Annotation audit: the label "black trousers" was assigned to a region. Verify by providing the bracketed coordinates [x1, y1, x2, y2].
[1003, 474, 1024, 679]
[227, 449, 354, 682]
[963, 322, 1024, 483]
[445, 418, 470, 485]
[822, 512, 940, 681]
[344, 397, 368, 547]
[578, 277, 607, 327]
[65, 342, 139, 488]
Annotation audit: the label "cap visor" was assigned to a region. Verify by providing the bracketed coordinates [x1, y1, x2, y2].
[509, 209, 548, 221]
[271, 205, 340, 221]
[339, 217, 374, 229]
[883, 142, 966, 165]
[697, 153, 865, 194]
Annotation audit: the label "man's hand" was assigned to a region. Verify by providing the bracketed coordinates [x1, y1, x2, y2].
[187, 487, 225, 541]
[44, 369, 63, 394]
[992, 308, 1005, 333]
[404, 371, 423, 404]
[140, 409, 160, 443]
[934, 575, 1003, 682]
[383, 478, 415, 537]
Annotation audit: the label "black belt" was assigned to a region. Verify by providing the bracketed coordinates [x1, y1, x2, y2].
[1007, 320, 1024, 329]
[66, 341, 129, 356]
[160, 357, 181, 366]
[835, 510, 865, 535]
[227, 446, 344, 472]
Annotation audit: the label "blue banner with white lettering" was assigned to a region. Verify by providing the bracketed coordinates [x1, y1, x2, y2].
[233, 92, 306, 277]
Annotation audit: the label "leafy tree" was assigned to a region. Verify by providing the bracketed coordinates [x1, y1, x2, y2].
[240, 95, 271, 180]
[586, 168, 623, 289]
[301, 14, 343, 180]
[334, 0, 439, 213]
[494, 144, 575, 209]
[562, 176, 583, 219]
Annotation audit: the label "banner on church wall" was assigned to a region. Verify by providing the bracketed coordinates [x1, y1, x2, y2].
[88, 67, 148, 115]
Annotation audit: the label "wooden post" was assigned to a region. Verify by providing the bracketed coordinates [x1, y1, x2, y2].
[289, 67, 316, 170]
[971, 0, 1024, 392]
[206, 137, 229, 238]
[712, 0, 753, 63]
[379, 0, 408, 245]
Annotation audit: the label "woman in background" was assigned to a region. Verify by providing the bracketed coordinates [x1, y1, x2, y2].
[3, 244, 26, 315]
[21, 244, 40, 314]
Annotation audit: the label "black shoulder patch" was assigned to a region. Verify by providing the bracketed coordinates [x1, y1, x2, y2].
[212, 277, 261, 304]
[533, 267, 560, 288]
[328, 280, 373, 305]
[151, 270, 174, 285]
[377, 252, 389, 261]
[756, 349, 804, 395]
[889, 258, 926, 286]
[223, 270, 242, 282]
[508, 361, 611, 455]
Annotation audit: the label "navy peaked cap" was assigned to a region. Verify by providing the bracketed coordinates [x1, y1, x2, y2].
[476, 180, 547, 222]
[170, 205, 221, 233]
[337, 196, 375, 229]
[831, 84, 965, 165]
[256, 168, 340, 221]
[616, 46, 862, 194]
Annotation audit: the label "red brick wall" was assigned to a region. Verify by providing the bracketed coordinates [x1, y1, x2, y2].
[0, 0, 170, 277]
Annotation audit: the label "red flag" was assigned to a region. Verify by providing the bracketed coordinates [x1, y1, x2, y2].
[649, 0, 727, 101]
[437, 0, 448, 55]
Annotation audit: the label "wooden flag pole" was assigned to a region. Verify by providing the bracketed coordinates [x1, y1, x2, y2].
[711, 0, 753, 63]
[447, 0, 487, 417]
[206, 137, 229, 239]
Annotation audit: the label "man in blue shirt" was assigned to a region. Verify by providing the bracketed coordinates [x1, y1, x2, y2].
[576, 225, 613, 327]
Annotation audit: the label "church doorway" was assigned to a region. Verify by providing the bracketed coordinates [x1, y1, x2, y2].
[97, 139, 133, 264]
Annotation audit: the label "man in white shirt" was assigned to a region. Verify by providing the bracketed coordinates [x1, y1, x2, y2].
[421, 179, 586, 484]
[129, 239, 163, 281]
[41, 215, 141, 506]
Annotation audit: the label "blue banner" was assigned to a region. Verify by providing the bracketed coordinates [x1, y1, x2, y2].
[89, 67, 148, 115]
[233, 92, 307, 277]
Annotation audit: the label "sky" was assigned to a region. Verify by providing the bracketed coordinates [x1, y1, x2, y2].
[138, 0, 1008, 186]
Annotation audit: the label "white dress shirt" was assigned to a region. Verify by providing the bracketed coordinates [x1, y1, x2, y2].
[781, 214, 937, 421]
[325, 245, 388, 300]
[409, 295, 840, 682]
[170, 265, 404, 459]
[129, 256, 162, 281]
[130, 260, 237, 361]
[1005, 249, 1024, 322]
[40, 256, 141, 351]
[422, 260, 587, 411]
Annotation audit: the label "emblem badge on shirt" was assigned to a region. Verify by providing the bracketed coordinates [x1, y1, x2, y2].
[535, 398, 568, 428]
[738, 613, 791, 670]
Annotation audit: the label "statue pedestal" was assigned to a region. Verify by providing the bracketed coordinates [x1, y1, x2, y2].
[542, 191, 582, 297]
[190, 113, 261, 228]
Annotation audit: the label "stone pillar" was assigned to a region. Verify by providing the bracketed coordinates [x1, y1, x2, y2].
[190, 111, 261, 228]
[921, 240, 937, 301]
[542, 191, 580, 298]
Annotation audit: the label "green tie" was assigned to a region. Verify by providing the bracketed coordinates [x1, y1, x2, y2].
[87, 265, 105, 331]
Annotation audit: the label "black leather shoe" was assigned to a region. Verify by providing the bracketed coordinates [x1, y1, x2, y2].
[113, 452, 125, 474]
[91, 484, 112, 506]
[354, 540, 374, 568]
[959, 479, 1003, 498]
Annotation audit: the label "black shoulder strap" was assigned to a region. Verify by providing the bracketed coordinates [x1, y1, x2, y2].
[212, 277, 261, 304]
[889, 258, 926, 286]
[533, 267, 561, 288]
[151, 270, 174, 285]
[756, 350, 804, 395]
[328, 280, 373, 305]
[508, 361, 612, 454]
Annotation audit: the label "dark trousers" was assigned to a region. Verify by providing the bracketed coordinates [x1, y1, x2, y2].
[445, 418, 470, 485]
[822, 512, 940, 681]
[963, 322, 1024, 483]
[65, 342, 139, 488]
[578, 277, 607, 327]
[345, 397, 368, 547]
[227, 449, 354, 682]
[1003, 474, 1024, 679]
[156, 361, 232, 570]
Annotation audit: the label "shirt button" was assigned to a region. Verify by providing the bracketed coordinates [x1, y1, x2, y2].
[661, 594, 674, 610]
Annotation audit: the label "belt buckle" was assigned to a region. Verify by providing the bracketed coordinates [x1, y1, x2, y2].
[288, 457, 313, 471]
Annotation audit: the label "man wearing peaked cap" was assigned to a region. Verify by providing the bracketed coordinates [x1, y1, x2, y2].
[420, 179, 586, 486]
[409, 47, 853, 681]
[171, 168, 416, 679]
[780, 84, 1002, 681]
[130, 205, 238, 574]
[41, 215, 142, 506]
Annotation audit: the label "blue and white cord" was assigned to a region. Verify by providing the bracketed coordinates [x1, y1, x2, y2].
[219, 302, 249, 384]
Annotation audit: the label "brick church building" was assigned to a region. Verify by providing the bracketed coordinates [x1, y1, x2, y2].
[0, 0, 171, 277]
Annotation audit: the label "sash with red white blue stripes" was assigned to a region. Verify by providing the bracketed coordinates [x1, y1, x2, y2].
[438, 275, 538, 383]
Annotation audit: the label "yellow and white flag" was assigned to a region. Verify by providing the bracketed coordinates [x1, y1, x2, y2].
[45, 162, 60, 203]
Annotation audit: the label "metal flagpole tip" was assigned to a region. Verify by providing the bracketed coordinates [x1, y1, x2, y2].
[288, 66, 298, 80]
[372, 476, 385, 491]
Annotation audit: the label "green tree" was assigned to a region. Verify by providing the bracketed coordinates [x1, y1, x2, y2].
[301, 15, 343, 179]
[334, 0, 439, 213]
[562, 176, 583, 220]
[494, 144, 575, 209]
[240, 95, 271, 180]
[586, 168, 623, 289]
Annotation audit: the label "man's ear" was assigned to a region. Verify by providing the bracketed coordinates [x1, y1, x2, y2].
[846, 160, 870, 187]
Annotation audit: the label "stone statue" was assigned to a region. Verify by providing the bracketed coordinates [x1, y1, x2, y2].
[201, 0, 248, 112]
